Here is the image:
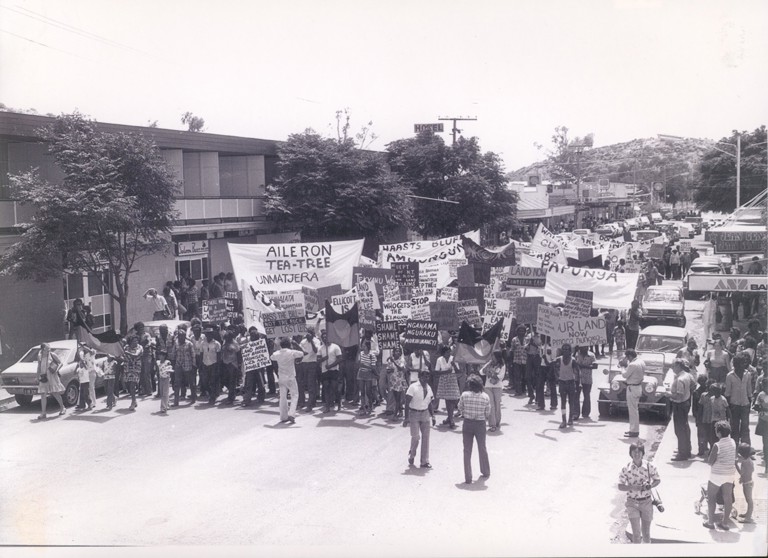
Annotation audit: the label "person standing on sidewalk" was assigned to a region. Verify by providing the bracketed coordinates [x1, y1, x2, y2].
[403, 369, 436, 469]
[703, 420, 737, 531]
[725, 352, 754, 446]
[459, 374, 491, 484]
[621, 349, 646, 438]
[574, 345, 597, 420]
[669, 358, 695, 461]
[618, 442, 661, 544]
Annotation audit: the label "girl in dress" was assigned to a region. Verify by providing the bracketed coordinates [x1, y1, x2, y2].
[37, 343, 66, 419]
[386, 347, 407, 419]
[435, 345, 460, 429]
[123, 335, 143, 411]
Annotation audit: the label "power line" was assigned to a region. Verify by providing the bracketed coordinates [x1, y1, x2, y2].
[1, 3, 149, 56]
[0, 27, 95, 62]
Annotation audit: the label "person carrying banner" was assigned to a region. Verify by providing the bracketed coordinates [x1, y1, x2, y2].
[554, 343, 580, 429]
[434, 345, 460, 428]
[404, 369, 436, 468]
[574, 345, 598, 420]
[319, 330, 343, 413]
[241, 327, 268, 406]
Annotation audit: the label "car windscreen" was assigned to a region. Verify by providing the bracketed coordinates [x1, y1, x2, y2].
[689, 265, 720, 273]
[644, 290, 681, 302]
[636, 335, 684, 352]
[19, 347, 71, 364]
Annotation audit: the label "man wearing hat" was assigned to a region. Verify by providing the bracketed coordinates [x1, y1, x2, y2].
[670, 358, 695, 461]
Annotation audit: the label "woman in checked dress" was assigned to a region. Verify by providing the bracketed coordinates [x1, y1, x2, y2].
[435, 346, 461, 429]
[37, 343, 66, 419]
[123, 335, 143, 410]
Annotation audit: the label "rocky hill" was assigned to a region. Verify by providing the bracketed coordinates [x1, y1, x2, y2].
[509, 136, 712, 191]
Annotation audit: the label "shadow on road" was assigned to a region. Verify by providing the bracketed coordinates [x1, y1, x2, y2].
[315, 418, 371, 429]
[455, 479, 489, 491]
[64, 413, 115, 423]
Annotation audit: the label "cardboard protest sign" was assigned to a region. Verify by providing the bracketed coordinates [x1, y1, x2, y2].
[458, 286, 486, 314]
[577, 248, 594, 261]
[457, 263, 491, 286]
[482, 298, 512, 340]
[261, 310, 307, 339]
[383, 299, 412, 324]
[457, 264, 475, 287]
[301, 285, 319, 313]
[563, 294, 592, 317]
[224, 291, 241, 319]
[359, 308, 377, 330]
[678, 240, 691, 253]
[382, 280, 401, 302]
[566, 289, 594, 302]
[456, 300, 482, 328]
[241, 339, 271, 371]
[506, 265, 548, 288]
[449, 259, 467, 278]
[352, 267, 395, 300]
[429, 301, 459, 330]
[438, 286, 459, 301]
[496, 288, 522, 301]
[403, 320, 439, 350]
[418, 264, 440, 290]
[392, 261, 420, 287]
[515, 296, 544, 325]
[228, 239, 363, 291]
[540, 313, 607, 349]
[316, 284, 344, 308]
[648, 243, 664, 259]
[202, 297, 228, 322]
[270, 290, 306, 316]
[331, 287, 358, 313]
[411, 304, 431, 321]
[375, 320, 401, 350]
[536, 304, 561, 338]
[356, 279, 380, 311]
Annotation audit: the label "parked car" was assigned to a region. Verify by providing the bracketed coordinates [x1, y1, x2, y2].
[597, 325, 689, 421]
[0, 340, 108, 408]
[684, 216, 703, 235]
[682, 256, 727, 299]
[572, 228, 591, 237]
[594, 224, 619, 237]
[640, 285, 686, 328]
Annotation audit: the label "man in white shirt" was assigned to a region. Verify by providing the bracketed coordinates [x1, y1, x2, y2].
[270, 338, 306, 423]
[143, 288, 170, 321]
[403, 369, 436, 468]
[620, 349, 646, 438]
[318, 330, 343, 413]
[200, 330, 222, 405]
[298, 327, 322, 412]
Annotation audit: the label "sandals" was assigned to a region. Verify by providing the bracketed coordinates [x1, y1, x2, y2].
[37, 414, 47, 420]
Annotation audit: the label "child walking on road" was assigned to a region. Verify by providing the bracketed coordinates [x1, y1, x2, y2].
[736, 443, 756, 524]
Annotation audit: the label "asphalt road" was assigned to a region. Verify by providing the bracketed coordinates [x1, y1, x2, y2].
[0, 233, 719, 557]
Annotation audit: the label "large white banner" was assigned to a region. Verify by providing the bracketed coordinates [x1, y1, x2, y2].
[378, 231, 480, 288]
[530, 224, 568, 266]
[525, 263, 640, 310]
[229, 239, 364, 291]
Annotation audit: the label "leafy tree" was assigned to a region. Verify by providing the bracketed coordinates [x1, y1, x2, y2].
[538, 126, 594, 185]
[265, 129, 413, 243]
[181, 111, 205, 132]
[694, 126, 767, 211]
[386, 132, 518, 238]
[0, 113, 179, 333]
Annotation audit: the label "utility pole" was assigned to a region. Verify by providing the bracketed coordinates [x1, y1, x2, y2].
[736, 132, 741, 207]
[438, 116, 477, 146]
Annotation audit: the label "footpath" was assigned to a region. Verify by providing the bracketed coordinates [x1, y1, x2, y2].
[645, 409, 767, 552]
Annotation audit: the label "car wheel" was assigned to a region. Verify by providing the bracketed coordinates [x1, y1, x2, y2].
[14, 394, 34, 407]
[63, 381, 79, 407]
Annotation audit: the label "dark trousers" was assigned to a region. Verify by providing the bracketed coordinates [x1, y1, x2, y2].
[580, 382, 592, 418]
[242, 369, 266, 405]
[525, 354, 540, 401]
[342, 360, 358, 402]
[140, 358, 154, 395]
[199, 364, 215, 399]
[463, 418, 490, 482]
[672, 399, 692, 457]
[511, 362, 525, 394]
[729, 404, 751, 445]
[105, 378, 115, 408]
[545, 365, 558, 408]
[221, 363, 238, 402]
[695, 420, 709, 454]
[558, 380, 577, 420]
[322, 369, 341, 409]
[535, 365, 547, 409]
[77, 382, 92, 409]
[174, 367, 196, 405]
[297, 362, 319, 408]
[208, 364, 221, 403]
[626, 328, 639, 350]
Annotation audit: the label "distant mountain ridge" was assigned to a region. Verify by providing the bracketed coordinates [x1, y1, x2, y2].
[509, 136, 712, 188]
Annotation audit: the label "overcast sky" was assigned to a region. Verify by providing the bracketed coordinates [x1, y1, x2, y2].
[1, 0, 766, 170]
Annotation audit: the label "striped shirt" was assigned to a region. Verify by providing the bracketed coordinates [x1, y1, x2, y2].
[509, 337, 527, 365]
[458, 391, 491, 421]
[174, 339, 196, 372]
[711, 437, 737, 477]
